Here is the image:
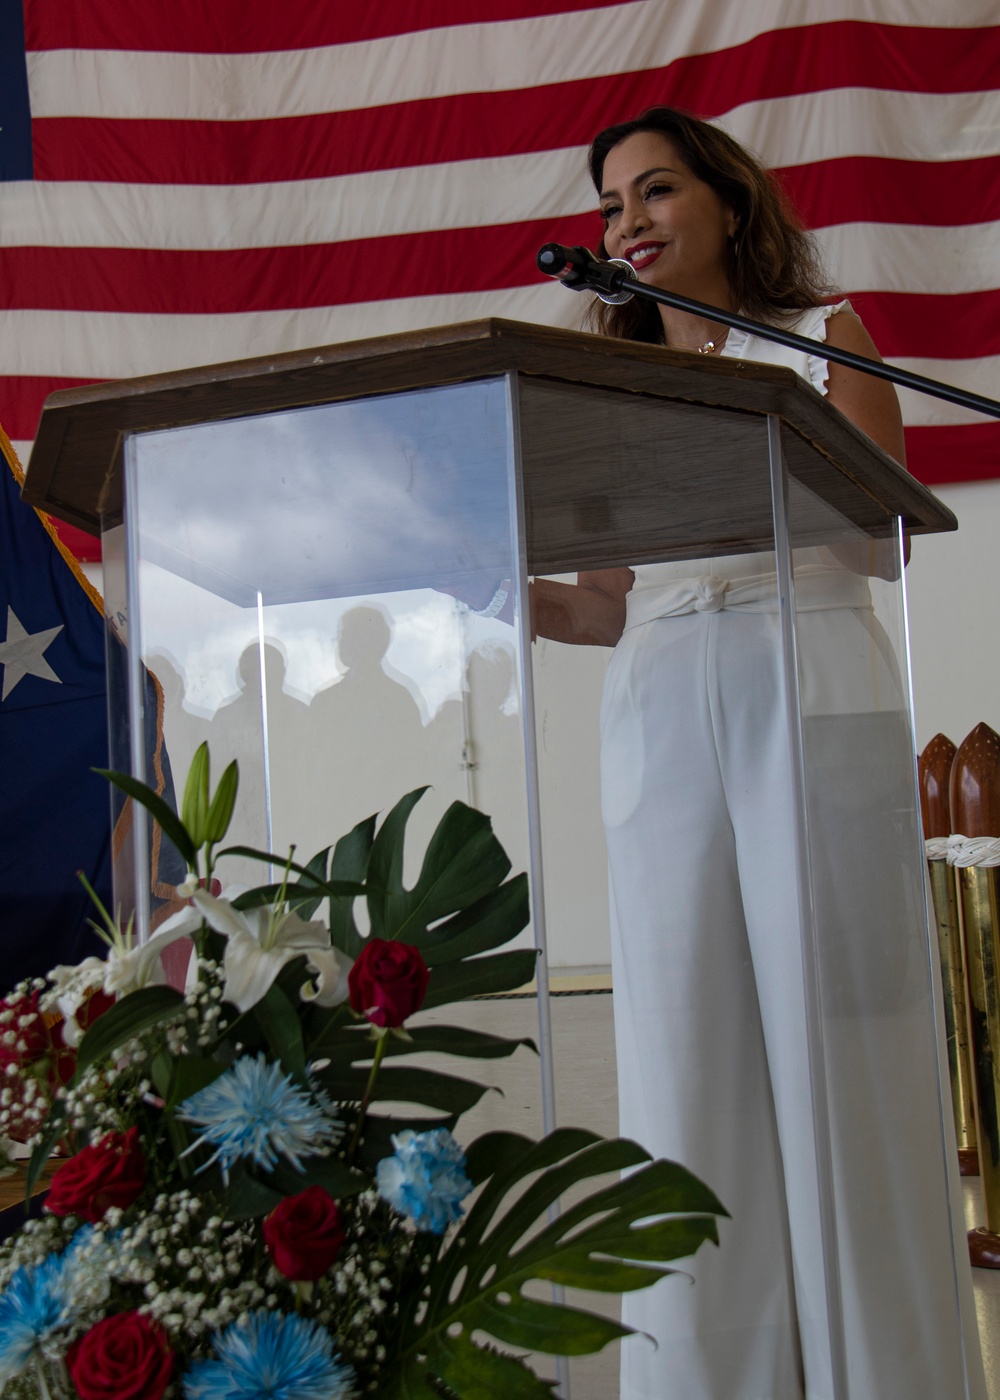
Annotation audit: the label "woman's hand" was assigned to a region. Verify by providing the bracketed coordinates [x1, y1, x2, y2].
[530, 568, 634, 647]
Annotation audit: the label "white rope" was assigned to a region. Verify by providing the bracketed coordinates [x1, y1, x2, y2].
[926, 834, 1000, 867]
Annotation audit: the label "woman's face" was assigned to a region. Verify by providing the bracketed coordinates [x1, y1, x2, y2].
[598, 130, 738, 303]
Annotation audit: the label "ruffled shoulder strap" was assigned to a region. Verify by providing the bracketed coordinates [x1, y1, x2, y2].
[722, 299, 853, 396]
[797, 298, 852, 394]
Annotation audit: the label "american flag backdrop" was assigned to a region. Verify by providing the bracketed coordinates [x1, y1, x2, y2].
[1, 0, 998, 563]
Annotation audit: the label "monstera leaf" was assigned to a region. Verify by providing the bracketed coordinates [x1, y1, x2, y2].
[224, 790, 536, 1002]
[226, 792, 537, 1163]
[381, 1128, 728, 1398]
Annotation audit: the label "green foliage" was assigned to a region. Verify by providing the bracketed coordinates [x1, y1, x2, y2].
[40, 763, 729, 1397]
[96, 765, 195, 867]
[99, 741, 238, 878]
[367, 792, 515, 946]
[221, 847, 366, 909]
[74, 984, 186, 1075]
[225, 790, 537, 1167]
[180, 742, 239, 855]
[205, 757, 239, 845]
[381, 1130, 727, 1397]
[181, 741, 211, 848]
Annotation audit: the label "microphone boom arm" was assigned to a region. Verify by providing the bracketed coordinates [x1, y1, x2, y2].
[537, 243, 1000, 423]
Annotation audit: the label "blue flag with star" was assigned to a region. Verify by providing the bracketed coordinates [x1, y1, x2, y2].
[0, 0, 32, 182]
[0, 436, 112, 991]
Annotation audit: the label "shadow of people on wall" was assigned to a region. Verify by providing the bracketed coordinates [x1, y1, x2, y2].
[301, 606, 434, 846]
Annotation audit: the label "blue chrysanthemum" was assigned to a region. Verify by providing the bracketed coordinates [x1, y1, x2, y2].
[0, 1223, 113, 1381]
[376, 1127, 472, 1234]
[178, 1053, 342, 1184]
[183, 1309, 357, 1400]
[0, 1243, 83, 1384]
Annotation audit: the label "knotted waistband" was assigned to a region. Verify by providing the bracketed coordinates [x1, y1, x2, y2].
[623, 566, 872, 631]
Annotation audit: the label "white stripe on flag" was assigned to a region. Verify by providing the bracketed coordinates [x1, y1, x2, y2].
[724, 88, 1000, 168]
[0, 151, 596, 248]
[892, 356, 1000, 426]
[0, 286, 582, 378]
[817, 222, 1000, 297]
[27, 1, 998, 121]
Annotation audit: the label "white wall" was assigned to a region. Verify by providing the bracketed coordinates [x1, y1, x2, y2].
[905, 479, 1000, 753]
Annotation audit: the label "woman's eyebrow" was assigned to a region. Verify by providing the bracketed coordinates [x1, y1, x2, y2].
[599, 166, 681, 200]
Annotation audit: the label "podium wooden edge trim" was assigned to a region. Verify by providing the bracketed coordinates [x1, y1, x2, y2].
[22, 317, 955, 543]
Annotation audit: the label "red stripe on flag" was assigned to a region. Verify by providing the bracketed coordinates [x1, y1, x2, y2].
[849, 290, 1000, 361]
[0, 376, 105, 441]
[777, 156, 1000, 231]
[31, 24, 1000, 185]
[0, 215, 601, 314]
[49, 519, 102, 562]
[905, 423, 1000, 486]
[24, 0, 626, 52]
[3, 219, 999, 369]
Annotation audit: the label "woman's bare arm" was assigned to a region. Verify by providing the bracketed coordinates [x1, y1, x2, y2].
[530, 567, 634, 647]
[823, 308, 910, 573]
[824, 309, 907, 465]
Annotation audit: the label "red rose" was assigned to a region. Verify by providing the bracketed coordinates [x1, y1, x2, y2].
[46, 1127, 146, 1222]
[67, 1312, 173, 1400]
[348, 938, 430, 1028]
[263, 1184, 347, 1280]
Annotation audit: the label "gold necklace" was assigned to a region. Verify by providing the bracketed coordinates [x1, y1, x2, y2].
[668, 329, 730, 354]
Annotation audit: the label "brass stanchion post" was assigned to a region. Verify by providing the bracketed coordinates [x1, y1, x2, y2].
[920, 733, 978, 1175]
[951, 723, 1000, 1267]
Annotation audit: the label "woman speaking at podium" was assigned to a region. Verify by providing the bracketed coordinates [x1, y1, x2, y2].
[532, 108, 983, 1400]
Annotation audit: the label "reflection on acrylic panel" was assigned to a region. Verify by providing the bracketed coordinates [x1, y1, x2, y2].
[142, 591, 527, 915]
[125, 377, 533, 937]
[129, 379, 514, 606]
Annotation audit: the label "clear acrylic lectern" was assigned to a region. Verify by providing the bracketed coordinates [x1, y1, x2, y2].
[24, 319, 980, 1400]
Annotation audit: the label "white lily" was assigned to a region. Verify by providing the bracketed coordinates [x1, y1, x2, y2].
[41, 958, 106, 1046]
[101, 917, 195, 997]
[42, 908, 198, 1043]
[186, 887, 353, 1013]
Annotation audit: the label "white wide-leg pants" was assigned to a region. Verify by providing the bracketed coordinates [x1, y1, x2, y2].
[600, 606, 982, 1400]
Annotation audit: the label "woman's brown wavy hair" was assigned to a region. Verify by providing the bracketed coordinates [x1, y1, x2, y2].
[585, 106, 831, 343]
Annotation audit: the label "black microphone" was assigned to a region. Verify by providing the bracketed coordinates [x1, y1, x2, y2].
[536, 243, 636, 304]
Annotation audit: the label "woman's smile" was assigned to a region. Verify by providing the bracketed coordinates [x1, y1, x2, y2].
[623, 240, 666, 271]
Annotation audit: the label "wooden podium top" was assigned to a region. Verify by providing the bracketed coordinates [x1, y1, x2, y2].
[22, 318, 955, 572]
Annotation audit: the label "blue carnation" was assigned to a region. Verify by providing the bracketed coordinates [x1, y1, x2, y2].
[0, 1242, 84, 1384]
[178, 1053, 342, 1184]
[183, 1309, 356, 1400]
[376, 1128, 472, 1234]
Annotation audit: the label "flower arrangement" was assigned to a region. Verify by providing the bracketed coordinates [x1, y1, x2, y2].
[0, 745, 726, 1398]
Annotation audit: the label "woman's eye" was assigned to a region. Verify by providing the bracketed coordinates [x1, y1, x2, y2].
[645, 182, 673, 198]
[600, 204, 621, 223]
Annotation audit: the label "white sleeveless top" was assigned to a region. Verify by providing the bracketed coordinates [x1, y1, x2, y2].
[624, 300, 873, 631]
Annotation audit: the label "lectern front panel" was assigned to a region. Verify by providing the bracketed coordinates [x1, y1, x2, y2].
[102, 378, 541, 1001]
[516, 376, 898, 575]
